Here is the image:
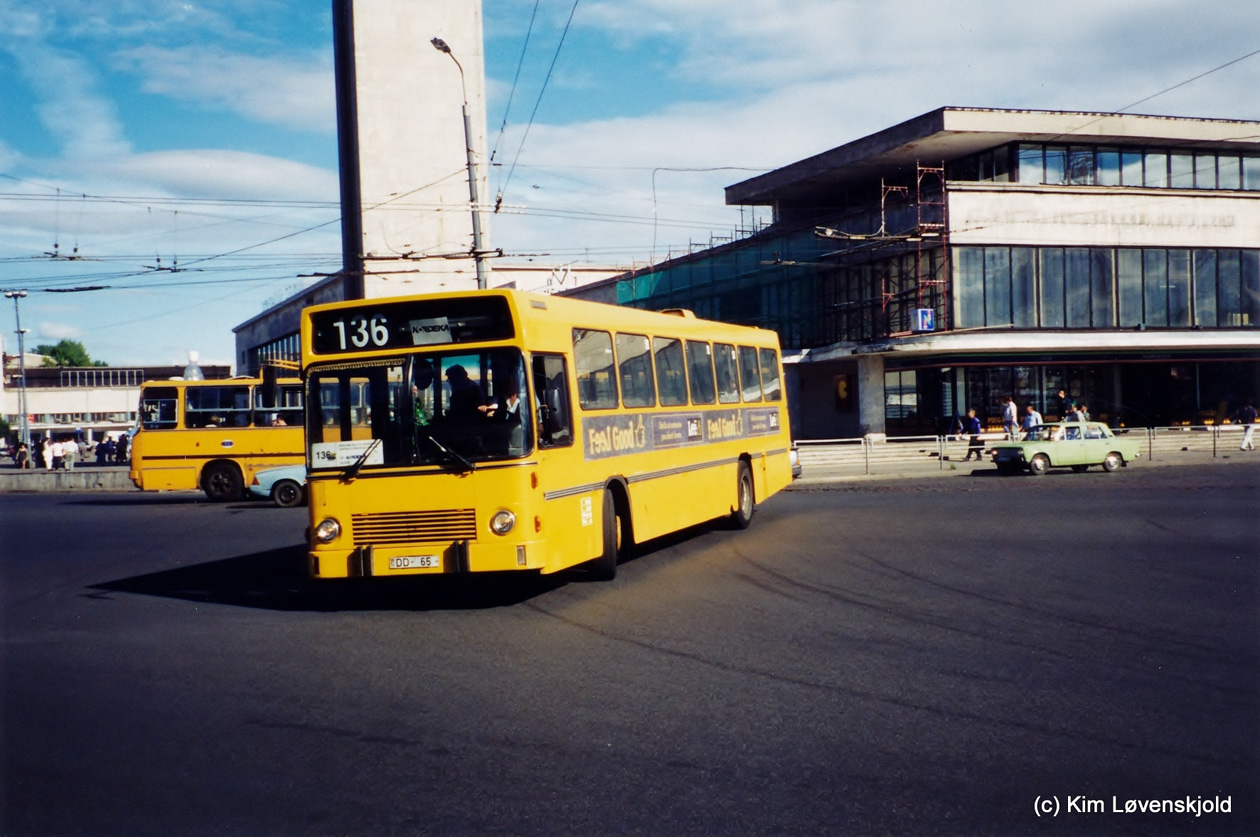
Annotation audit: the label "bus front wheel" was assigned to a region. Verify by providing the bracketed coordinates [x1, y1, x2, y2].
[588, 489, 623, 581]
[202, 462, 244, 502]
[729, 460, 755, 529]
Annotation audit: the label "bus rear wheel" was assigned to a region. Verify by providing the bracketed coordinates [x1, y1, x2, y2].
[729, 460, 755, 529]
[202, 462, 244, 502]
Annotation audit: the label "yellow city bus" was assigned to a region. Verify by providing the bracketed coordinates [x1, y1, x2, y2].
[300, 288, 796, 582]
[129, 376, 305, 501]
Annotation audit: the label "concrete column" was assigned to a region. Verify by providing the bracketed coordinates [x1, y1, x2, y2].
[857, 354, 886, 437]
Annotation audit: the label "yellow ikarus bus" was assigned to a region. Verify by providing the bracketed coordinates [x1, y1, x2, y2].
[301, 289, 796, 582]
[129, 376, 305, 501]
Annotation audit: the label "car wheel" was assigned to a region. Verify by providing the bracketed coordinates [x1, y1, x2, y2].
[271, 479, 304, 508]
[1102, 452, 1122, 472]
[729, 461, 755, 529]
[1071, 464, 1089, 473]
[202, 462, 244, 501]
[1028, 454, 1050, 477]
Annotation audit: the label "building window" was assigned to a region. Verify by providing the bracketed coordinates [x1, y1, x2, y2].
[1096, 148, 1120, 186]
[1144, 250, 1168, 327]
[884, 369, 918, 421]
[1040, 249, 1065, 328]
[1195, 250, 1218, 327]
[1117, 250, 1143, 327]
[980, 142, 1259, 192]
[956, 245, 1258, 331]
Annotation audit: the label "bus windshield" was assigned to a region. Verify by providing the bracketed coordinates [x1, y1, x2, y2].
[306, 348, 532, 472]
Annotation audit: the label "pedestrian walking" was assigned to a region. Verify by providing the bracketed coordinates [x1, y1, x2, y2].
[1239, 400, 1257, 451]
[1021, 404, 1043, 436]
[1002, 396, 1019, 439]
[962, 409, 984, 461]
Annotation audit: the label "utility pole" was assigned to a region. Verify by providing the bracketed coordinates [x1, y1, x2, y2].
[431, 37, 488, 289]
[4, 290, 31, 449]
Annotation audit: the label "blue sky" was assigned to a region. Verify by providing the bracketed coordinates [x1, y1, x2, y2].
[2, 0, 1258, 368]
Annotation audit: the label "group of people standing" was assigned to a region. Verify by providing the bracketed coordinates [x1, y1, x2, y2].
[957, 391, 1092, 461]
[9, 434, 129, 470]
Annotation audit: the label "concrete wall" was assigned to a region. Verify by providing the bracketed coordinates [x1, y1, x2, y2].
[350, 0, 490, 295]
[950, 187, 1259, 249]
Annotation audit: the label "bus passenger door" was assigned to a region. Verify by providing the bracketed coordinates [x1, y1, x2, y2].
[531, 354, 594, 570]
[531, 354, 573, 449]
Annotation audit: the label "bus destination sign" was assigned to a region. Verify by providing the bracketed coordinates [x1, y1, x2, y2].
[309, 296, 515, 355]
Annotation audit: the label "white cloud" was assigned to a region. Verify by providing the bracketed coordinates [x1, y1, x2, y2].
[485, 0, 1260, 263]
[105, 149, 339, 202]
[112, 46, 336, 134]
[8, 43, 133, 160]
[34, 321, 84, 341]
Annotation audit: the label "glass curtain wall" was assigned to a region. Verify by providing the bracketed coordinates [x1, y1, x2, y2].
[956, 246, 1260, 330]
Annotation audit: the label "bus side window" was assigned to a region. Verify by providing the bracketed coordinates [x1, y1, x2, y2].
[738, 346, 762, 402]
[140, 387, 179, 429]
[255, 383, 303, 426]
[615, 333, 655, 408]
[572, 329, 618, 410]
[758, 348, 782, 401]
[714, 343, 740, 404]
[532, 354, 573, 448]
[653, 337, 688, 406]
[686, 341, 717, 405]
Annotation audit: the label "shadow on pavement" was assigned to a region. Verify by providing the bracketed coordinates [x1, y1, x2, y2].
[87, 544, 569, 612]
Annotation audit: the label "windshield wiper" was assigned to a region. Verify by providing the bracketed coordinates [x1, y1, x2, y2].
[342, 438, 383, 481]
[425, 435, 475, 473]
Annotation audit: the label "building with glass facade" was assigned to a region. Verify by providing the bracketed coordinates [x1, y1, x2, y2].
[565, 108, 1260, 439]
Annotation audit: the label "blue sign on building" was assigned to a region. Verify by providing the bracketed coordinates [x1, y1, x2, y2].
[913, 308, 935, 333]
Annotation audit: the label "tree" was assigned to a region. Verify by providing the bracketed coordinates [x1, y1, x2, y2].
[33, 339, 104, 367]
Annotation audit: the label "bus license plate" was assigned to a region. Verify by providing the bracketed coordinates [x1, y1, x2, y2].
[389, 555, 440, 570]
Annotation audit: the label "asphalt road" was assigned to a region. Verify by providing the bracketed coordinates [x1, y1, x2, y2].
[3, 462, 1258, 836]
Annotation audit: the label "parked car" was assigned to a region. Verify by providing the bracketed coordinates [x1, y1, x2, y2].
[991, 421, 1141, 476]
[249, 464, 307, 507]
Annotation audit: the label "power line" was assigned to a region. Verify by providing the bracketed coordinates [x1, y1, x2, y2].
[1116, 46, 1260, 114]
[489, 0, 540, 167]
[498, 0, 581, 208]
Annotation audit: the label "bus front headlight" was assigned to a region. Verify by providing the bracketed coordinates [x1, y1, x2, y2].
[489, 510, 516, 536]
[314, 517, 342, 543]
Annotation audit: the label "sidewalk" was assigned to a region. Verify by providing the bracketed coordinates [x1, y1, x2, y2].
[0, 463, 138, 493]
[792, 445, 1255, 486]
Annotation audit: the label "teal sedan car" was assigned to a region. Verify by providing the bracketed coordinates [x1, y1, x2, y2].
[990, 421, 1141, 476]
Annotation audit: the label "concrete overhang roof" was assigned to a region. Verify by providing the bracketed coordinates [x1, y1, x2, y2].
[726, 107, 1260, 207]
[797, 328, 1260, 364]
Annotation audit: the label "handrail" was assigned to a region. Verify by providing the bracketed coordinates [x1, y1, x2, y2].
[794, 424, 1250, 475]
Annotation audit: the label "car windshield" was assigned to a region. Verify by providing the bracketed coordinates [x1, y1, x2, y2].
[306, 349, 532, 472]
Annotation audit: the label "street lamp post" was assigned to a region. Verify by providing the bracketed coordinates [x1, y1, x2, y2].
[4, 290, 31, 450]
[430, 36, 488, 289]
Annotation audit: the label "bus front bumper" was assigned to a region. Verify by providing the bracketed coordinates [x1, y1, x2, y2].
[310, 539, 542, 579]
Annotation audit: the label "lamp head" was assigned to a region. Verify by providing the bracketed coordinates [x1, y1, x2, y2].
[430, 37, 451, 54]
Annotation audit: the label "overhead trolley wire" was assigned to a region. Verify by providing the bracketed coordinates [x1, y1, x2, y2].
[490, 0, 540, 168]
[498, 0, 581, 210]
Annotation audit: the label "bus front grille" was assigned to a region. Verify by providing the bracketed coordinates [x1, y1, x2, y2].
[351, 509, 478, 545]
